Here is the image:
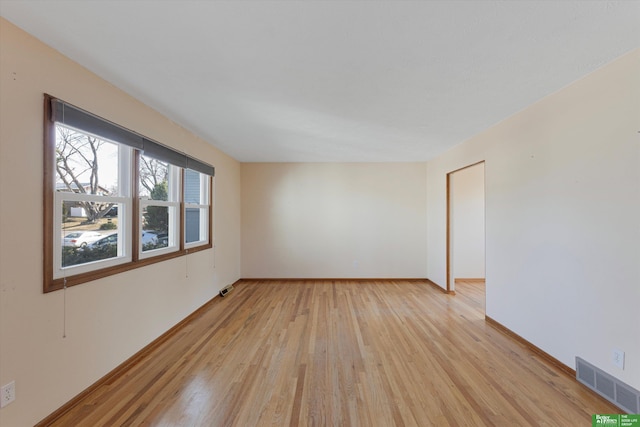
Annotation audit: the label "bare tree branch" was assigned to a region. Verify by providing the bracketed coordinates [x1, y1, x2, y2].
[140, 156, 168, 195]
[55, 126, 111, 223]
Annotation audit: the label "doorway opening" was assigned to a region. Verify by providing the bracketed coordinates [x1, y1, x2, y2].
[446, 161, 486, 311]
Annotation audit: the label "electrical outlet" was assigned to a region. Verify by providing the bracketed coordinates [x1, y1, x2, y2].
[1, 381, 15, 408]
[612, 349, 625, 369]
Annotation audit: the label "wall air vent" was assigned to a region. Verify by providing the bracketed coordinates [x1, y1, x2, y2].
[576, 357, 639, 414]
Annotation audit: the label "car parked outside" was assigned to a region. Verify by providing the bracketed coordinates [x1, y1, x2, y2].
[103, 206, 118, 218]
[88, 232, 117, 249]
[63, 231, 103, 247]
[156, 232, 168, 246]
[86, 232, 158, 248]
[142, 231, 158, 245]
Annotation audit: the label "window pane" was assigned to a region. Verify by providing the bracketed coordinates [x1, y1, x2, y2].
[139, 155, 169, 200]
[142, 205, 169, 251]
[184, 170, 208, 246]
[61, 201, 120, 267]
[184, 169, 201, 204]
[55, 124, 119, 198]
[185, 208, 201, 243]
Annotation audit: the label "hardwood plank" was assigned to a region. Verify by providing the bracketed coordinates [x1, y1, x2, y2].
[42, 279, 621, 426]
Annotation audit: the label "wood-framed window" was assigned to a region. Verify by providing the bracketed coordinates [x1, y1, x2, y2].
[43, 95, 214, 293]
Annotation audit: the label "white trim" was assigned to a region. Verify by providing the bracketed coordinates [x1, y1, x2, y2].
[138, 165, 181, 259]
[184, 172, 210, 248]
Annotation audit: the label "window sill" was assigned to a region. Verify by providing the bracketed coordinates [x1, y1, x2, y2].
[44, 243, 212, 293]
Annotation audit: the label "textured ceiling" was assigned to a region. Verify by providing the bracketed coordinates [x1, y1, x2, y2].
[1, 1, 639, 162]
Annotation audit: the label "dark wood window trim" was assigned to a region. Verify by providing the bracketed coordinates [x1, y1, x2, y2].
[43, 95, 56, 289]
[43, 94, 213, 293]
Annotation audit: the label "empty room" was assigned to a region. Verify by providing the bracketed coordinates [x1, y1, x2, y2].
[0, 1, 639, 426]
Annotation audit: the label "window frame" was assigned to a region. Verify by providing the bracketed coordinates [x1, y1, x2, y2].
[184, 169, 211, 249]
[43, 95, 214, 293]
[138, 159, 181, 259]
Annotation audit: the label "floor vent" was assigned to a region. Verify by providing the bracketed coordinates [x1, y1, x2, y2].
[576, 357, 639, 414]
[219, 284, 234, 297]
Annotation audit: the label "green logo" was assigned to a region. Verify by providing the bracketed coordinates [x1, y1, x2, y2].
[593, 415, 640, 427]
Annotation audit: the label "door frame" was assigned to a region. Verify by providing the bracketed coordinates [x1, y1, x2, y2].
[446, 160, 485, 293]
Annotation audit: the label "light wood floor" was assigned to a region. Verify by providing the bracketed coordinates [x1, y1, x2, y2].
[46, 279, 618, 426]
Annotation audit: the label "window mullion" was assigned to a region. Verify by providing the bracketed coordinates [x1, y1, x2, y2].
[180, 168, 185, 252]
[132, 151, 141, 262]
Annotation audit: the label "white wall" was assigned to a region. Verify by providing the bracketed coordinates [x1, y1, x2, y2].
[427, 49, 640, 389]
[451, 162, 485, 280]
[0, 19, 241, 427]
[241, 163, 428, 278]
